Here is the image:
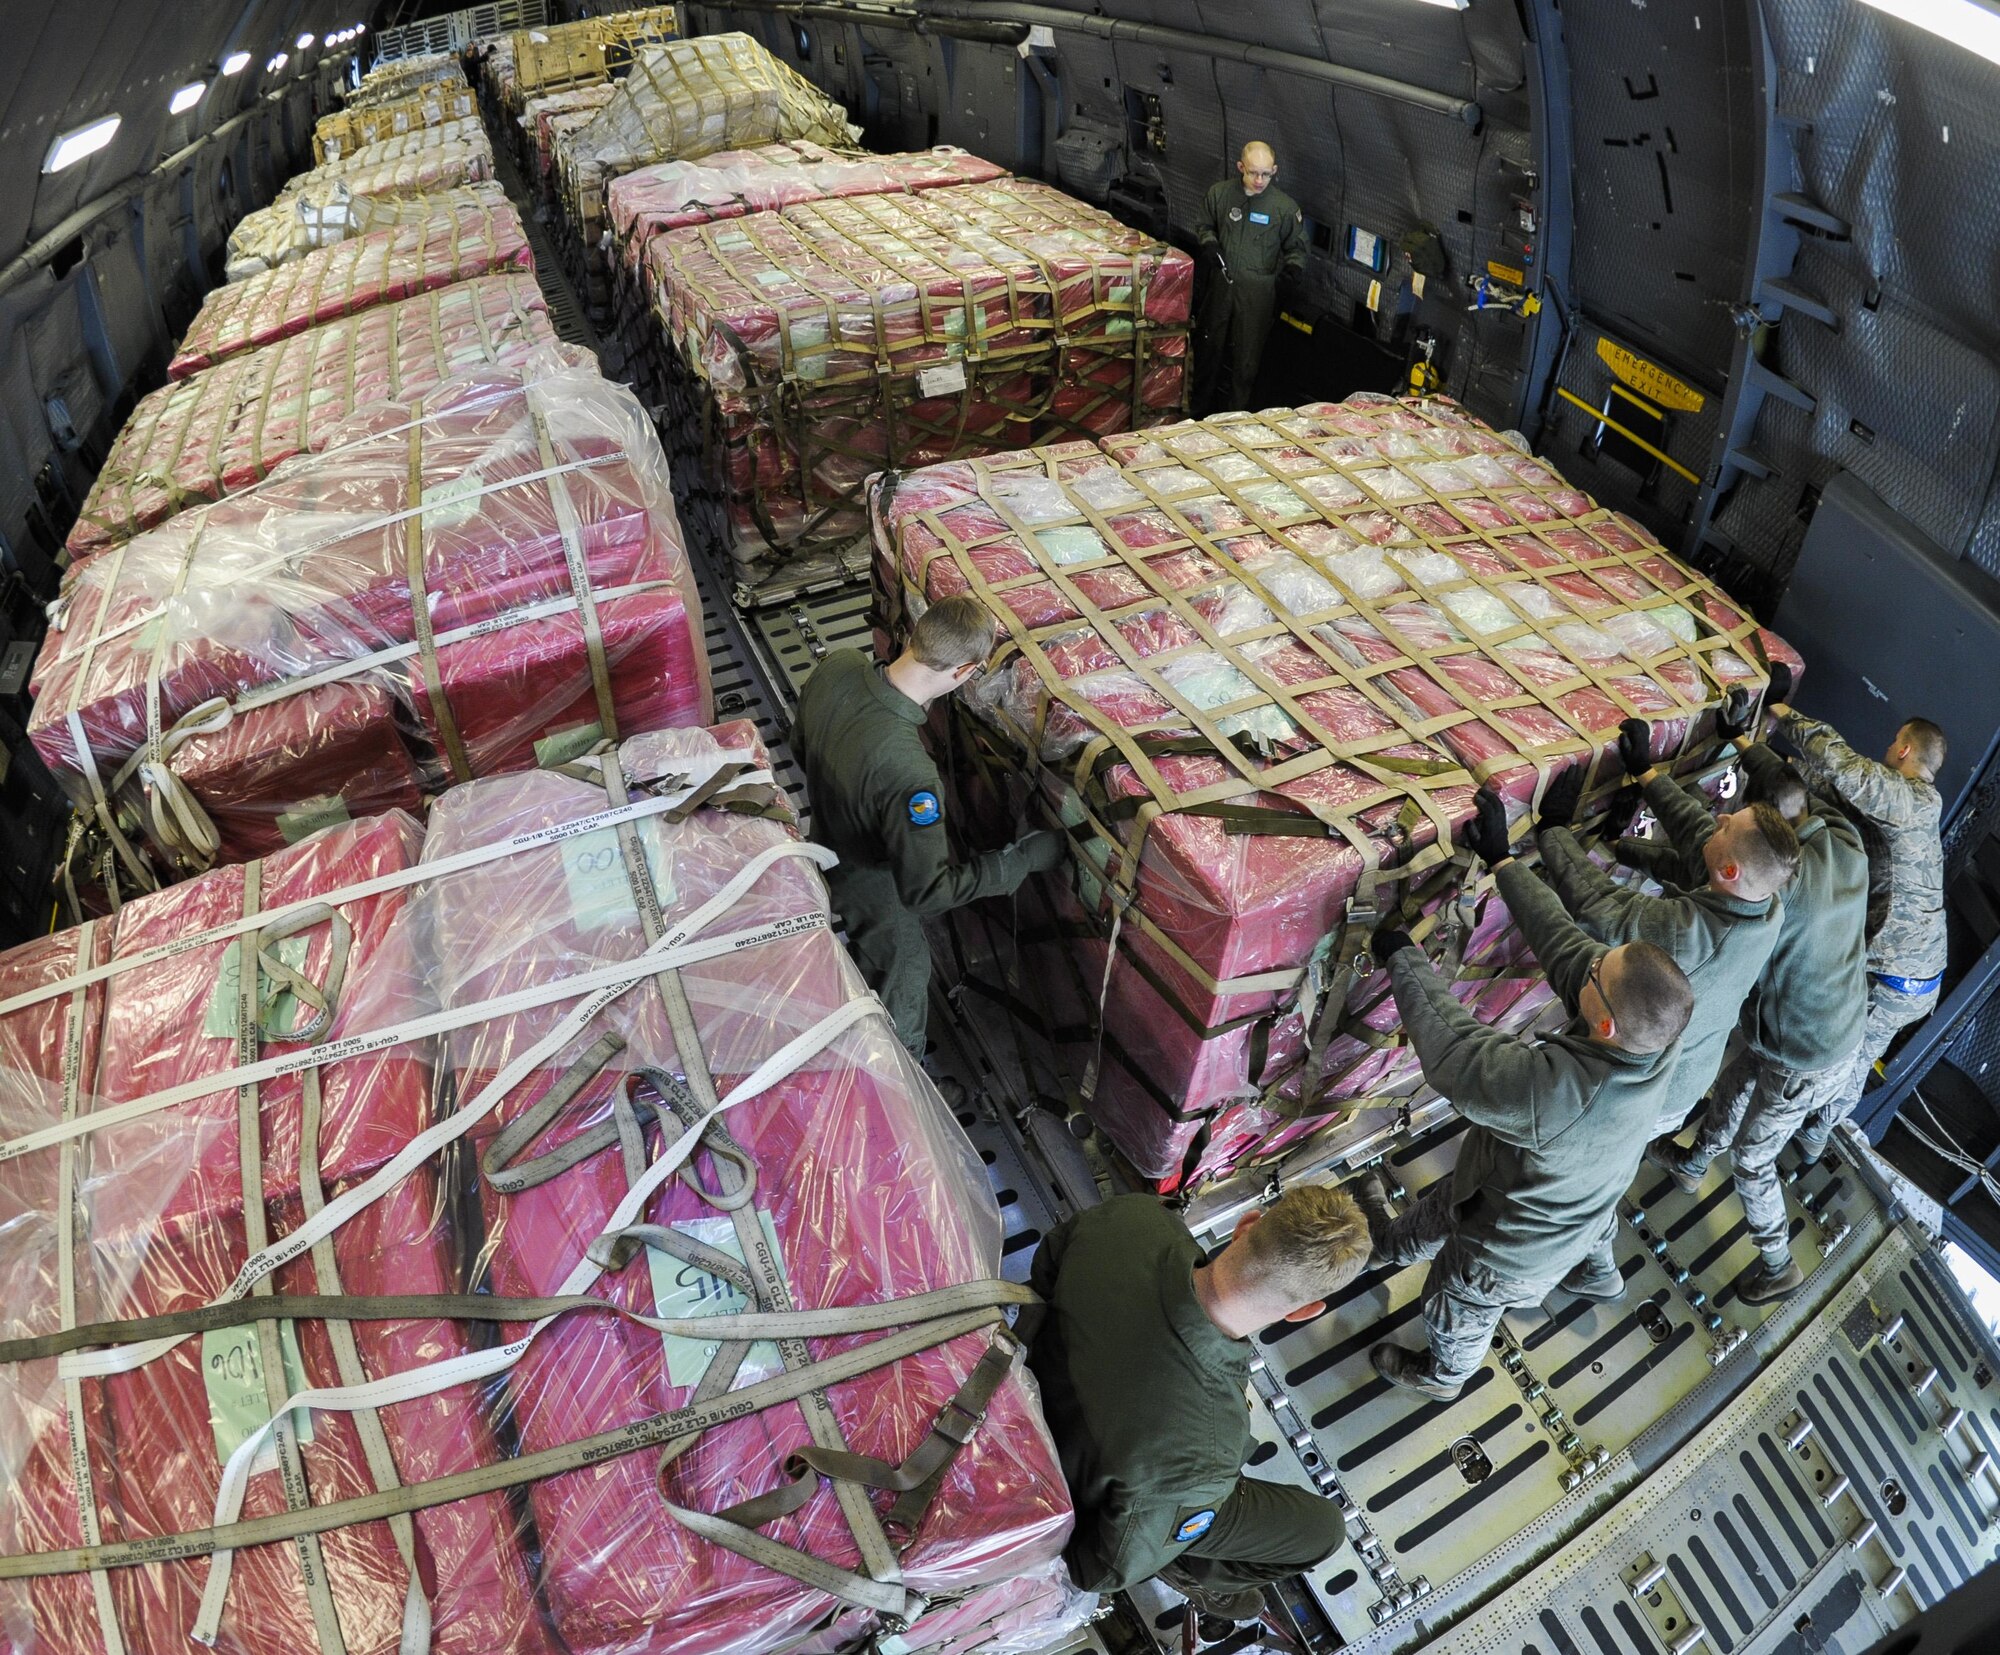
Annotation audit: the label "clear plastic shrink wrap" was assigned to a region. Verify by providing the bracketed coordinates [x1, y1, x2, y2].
[0, 812, 551, 1655]
[421, 723, 1072, 1653]
[605, 142, 1008, 277]
[871, 395, 1806, 1189]
[226, 124, 497, 280]
[221, 181, 513, 285]
[31, 351, 709, 882]
[550, 33, 855, 259]
[69, 273, 554, 559]
[521, 85, 619, 190]
[653, 177, 1189, 559]
[172, 196, 534, 378]
[314, 82, 479, 164]
[0, 724, 1076, 1655]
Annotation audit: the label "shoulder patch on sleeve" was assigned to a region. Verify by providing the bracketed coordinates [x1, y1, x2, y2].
[907, 789, 942, 827]
[1172, 1507, 1217, 1544]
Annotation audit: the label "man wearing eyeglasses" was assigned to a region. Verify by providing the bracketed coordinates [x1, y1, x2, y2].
[1194, 141, 1306, 414]
[1358, 787, 1696, 1402]
[793, 594, 1066, 1066]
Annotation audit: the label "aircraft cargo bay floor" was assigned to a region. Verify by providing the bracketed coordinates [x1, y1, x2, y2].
[491, 123, 2000, 1655]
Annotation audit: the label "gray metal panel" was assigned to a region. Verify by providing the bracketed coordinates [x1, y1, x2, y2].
[1772, 469, 2000, 821]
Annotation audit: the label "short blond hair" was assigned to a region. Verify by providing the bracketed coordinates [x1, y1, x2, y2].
[1233, 1183, 1371, 1306]
[909, 594, 997, 672]
[1900, 718, 1946, 779]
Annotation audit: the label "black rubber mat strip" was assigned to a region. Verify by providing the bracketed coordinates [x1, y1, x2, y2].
[1365, 1404, 1522, 1514]
[1729, 1492, 1798, 1589]
[1574, 1321, 1696, 1427]
[1335, 1368, 1499, 1473]
[1666, 1554, 1735, 1653]
[1688, 1533, 1752, 1637]
[1714, 1505, 1781, 1609]
[1390, 1438, 1549, 1553]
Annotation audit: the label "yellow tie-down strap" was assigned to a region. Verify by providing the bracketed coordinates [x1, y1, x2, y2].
[878, 393, 1775, 1010]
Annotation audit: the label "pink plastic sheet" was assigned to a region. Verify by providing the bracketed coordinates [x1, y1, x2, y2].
[872, 396, 1807, 1188]
[68, 274, 555, 559]
[172, 197, 535, 378]
[32, 351, 709, 882]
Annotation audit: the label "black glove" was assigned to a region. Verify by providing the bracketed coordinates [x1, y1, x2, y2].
[1197, 243, 1226, 278]
[1765, 661, 1794, 709]
[1600, 783, 1642, 842]
[1018, 830, 1067, 874]
[1616, 718, 1654, 779]
[1370, 917, 1416, 964]
[1460, 788, 1512, 868]
[1714, 685, 1753, 741]
[1537, 764, 1587, 832]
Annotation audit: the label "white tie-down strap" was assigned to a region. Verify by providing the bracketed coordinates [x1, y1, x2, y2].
[192, 991, 887, 1643]
[0, 751, 773, 1025]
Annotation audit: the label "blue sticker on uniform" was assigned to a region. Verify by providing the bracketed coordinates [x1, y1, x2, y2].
[1173, 1509, 1217, 1543]
[1249, 211, 1270, 225]
[907, 790, 941, 826]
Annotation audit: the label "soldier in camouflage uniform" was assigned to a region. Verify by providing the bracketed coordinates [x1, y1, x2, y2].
[1766, 663, 1947, 1161]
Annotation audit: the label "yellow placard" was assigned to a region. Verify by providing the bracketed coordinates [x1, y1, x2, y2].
[1595, 338, 1707, 413]
[1486, 260, 1525, 285]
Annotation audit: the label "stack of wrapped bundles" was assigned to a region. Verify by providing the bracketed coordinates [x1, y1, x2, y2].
[0, 722, 1080, 1655]
[347, 50, 462, 109]
[171, 195, 533, 377]
[67, 274, 554, 560]
[869, 395, 1805, 1191]
[520, 84, 619, 194]
[654, 178, 1189, 573]
[605, 141, 1007, 390]
[0, 813, 554, 1655]
[551, 32, 855, 312]
[223, 180, 511, 283]
[313, 80, 479, 164]
[503, 6, 681, 113]
[31, 353, 709, 889]
[480, 36, 520, 115]
[226, 124, 497, 279]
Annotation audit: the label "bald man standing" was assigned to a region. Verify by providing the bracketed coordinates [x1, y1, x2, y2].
[1195, 141, 1306, 414]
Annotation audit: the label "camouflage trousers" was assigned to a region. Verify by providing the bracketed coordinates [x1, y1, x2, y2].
[1804, 976, 1940, 1142]
[1377, 1183, 1619, 1386]
[1691, 1045, 1853, 1257]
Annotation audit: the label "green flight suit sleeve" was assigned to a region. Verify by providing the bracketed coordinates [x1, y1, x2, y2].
[1196, 181, 1223, 248]
[1495, 858, 1605, 1011]
[1780, 711, 1925, 827]
[1535, 825, 1660, 944]
[1278, 200, 1306, 278]
[1386, 949, 1587, 1151]
[876, 767, 1035, 916]
[1735, 739, 1791, 803]
[1641, 772, 1718, 857]
[1028, 1214, 1074, 1301]
[1613, 835, 1697, 886]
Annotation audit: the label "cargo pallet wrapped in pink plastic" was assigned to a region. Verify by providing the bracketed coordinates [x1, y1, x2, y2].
[0, 812, 550, 1655]
[650, 177, 1190, 575]
[31, 351, 709, 899]
[68, 273, 556, 560]
[869, 396, 1806, 1192]
[170, 196, 536, 379]
[0, 723, 1077, 1655]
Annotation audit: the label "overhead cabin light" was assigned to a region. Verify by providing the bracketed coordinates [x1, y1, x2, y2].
[221, 49, 251, 74]
[1406, 0, 1470, 7]
[1860, 0, 2000, 65]
[169, 80, 207, 114]
[297, 32, 315, 50]
[43, 113, 121, 173]
[267, 52, 288, 73]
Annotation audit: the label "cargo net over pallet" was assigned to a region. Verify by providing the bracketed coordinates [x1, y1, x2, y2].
[503, 5, 680, 108]
[68, 273, 554, 559]
[227, 122, 499, 281]
[314, 81, 479, 166]
[222, 180, 512, 285]
[548, 32, 857, 320]
[872, 394, 1804, 1192]
[171, 194, 533, 378]
[0, 724, 1087, 1655]
[33, 353, 710, 904]
[649, 177, 1190, 585]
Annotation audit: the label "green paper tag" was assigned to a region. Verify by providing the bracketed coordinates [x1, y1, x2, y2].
[535, 720, 603, 768]
[647, 1212, 789, 1389]
[204, 935, 312, 1041]
[560, 827, 675, 932]
[202, 1320, 314, 1469]
[275, 794, 349, 845]
[418, 471, 486, 530]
